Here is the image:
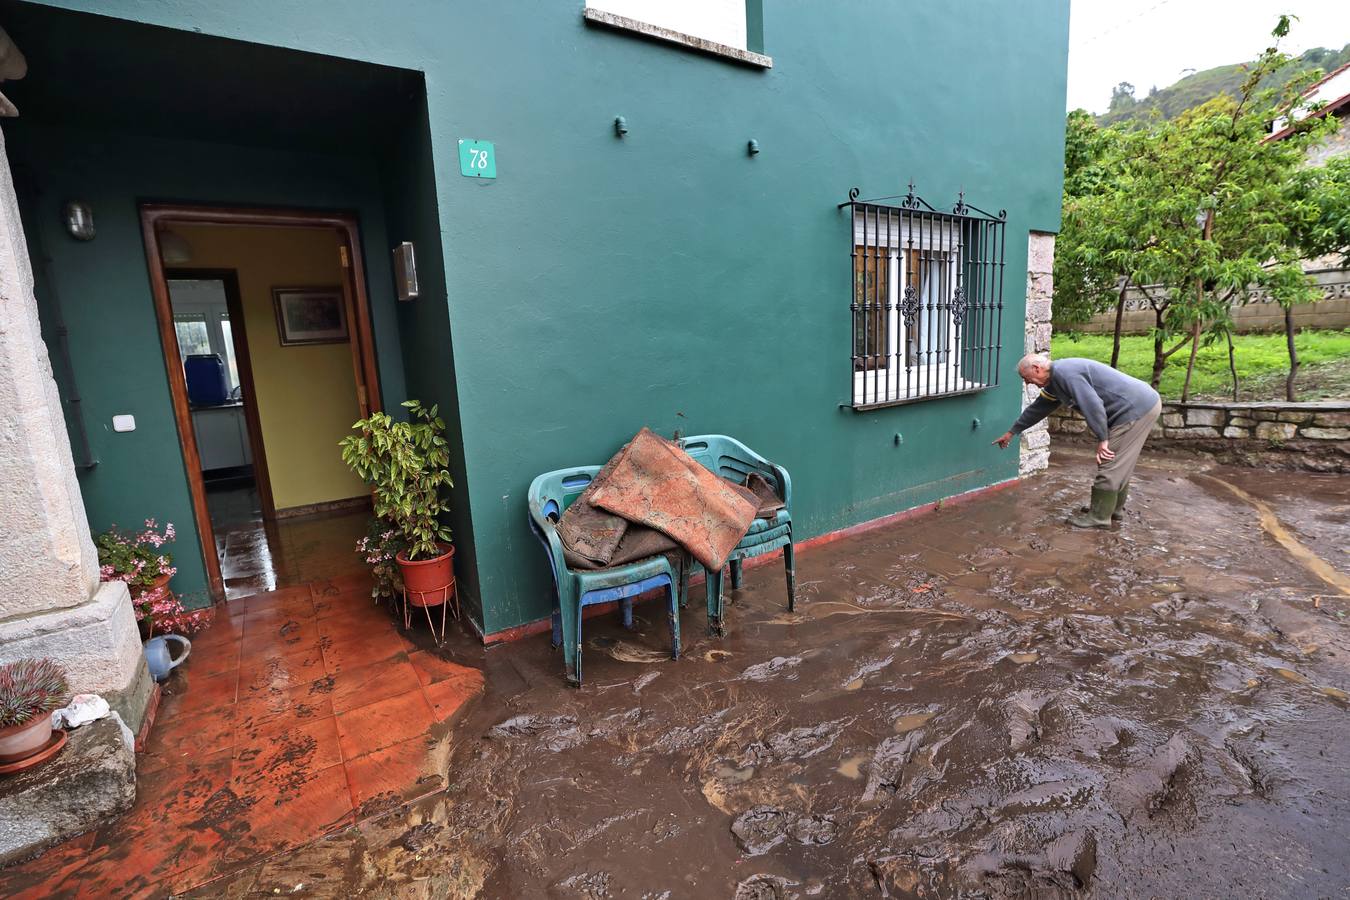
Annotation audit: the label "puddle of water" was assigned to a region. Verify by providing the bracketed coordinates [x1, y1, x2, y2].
[836, 755, 867, 780]
[1009, 652, 1040, 664]
[894, 712, 935, 733]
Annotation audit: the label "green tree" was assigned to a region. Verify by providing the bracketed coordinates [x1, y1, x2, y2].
[1290, 154, 1350, 261]
[1107, 81, 1138, 117]
[1281, 153, 1350, 398]
[1056, 18, 1335, 399]
[1053, 110, 1142, 367]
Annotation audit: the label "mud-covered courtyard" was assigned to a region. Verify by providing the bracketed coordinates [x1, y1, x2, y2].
[178, 449, 1350, 897]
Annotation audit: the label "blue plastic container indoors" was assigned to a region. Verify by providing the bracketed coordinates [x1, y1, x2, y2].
[184, 354, 229, 406]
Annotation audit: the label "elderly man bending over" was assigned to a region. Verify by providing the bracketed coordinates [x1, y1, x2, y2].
[994, 354, 1161, 528]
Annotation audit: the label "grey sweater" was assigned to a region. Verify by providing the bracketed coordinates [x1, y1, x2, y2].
[1011, 358, 1159, 442]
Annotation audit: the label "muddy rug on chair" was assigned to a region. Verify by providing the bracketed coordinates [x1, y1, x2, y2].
[587, 428, 758, 571]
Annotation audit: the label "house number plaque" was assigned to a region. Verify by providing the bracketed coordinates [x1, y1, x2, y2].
[458, 139, 496, 179]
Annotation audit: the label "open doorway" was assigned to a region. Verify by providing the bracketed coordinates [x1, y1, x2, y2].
[142, 206, 381, 602]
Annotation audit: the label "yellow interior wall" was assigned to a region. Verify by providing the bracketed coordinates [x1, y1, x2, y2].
[174, 224, 366, 510]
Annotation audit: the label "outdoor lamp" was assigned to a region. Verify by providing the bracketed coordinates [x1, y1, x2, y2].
[393, 241, 419, 301]
[62, 201, 94, 241]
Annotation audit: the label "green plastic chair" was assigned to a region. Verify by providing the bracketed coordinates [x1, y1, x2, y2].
[677, 435, 795, 635]
[527, 466, 685, 686]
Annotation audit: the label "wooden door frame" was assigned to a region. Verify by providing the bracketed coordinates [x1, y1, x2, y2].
[140, 204, 382, 602]
[163, 267, 277, 521]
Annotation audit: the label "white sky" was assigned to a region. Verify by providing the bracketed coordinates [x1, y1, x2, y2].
[1068, 0, 1350, 112]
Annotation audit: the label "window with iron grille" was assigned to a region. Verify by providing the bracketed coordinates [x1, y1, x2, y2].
[839, 186, 1006, 409]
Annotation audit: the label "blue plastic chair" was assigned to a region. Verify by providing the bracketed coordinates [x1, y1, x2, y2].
[528, 466, 685, 686]
[677, 435, 795, 635]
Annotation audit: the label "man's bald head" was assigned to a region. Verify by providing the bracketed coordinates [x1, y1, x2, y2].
[1018, 353, 1051, 387]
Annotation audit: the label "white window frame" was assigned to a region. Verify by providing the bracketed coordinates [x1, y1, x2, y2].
[583, 2, 772, 68]
[168, 279, 241, 395]
[851, 213, 985, 403]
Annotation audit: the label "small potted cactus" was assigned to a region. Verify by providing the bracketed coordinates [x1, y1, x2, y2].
[0, 658, 69, 768]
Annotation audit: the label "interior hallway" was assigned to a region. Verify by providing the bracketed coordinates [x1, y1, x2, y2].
[207, 485, 370, 600]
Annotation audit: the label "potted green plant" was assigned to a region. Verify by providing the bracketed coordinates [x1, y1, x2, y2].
[0, 658, 69, 769]
[341, 400, 455, 607]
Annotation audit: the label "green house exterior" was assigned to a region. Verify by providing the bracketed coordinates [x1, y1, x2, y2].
[4, 0, 1069, 638]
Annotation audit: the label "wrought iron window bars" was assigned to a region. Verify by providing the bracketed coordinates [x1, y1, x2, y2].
[839, 184, 1006, 410]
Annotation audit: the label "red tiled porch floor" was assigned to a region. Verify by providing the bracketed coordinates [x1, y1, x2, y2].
[0, 573, 483, 898]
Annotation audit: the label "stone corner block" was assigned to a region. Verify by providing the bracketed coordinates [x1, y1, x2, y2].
[1026, 231, 1056, 274]
[0, 718, 135, 866]
[0, 581, 142, 699]
[1020, 426, 1051, 450]
[1019, 448, 1050, 477]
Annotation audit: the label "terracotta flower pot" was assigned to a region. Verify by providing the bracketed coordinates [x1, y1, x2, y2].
[0, 715, 55, 764]
[131, 572, 172, 599]
[396, 544, 456, 607]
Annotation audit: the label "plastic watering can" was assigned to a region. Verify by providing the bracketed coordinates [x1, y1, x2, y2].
[143, 635, 191, 682]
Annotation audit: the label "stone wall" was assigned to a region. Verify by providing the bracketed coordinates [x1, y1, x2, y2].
[1050, 400, 1350, 473]
[1019, 231, 1055, 477]
[0, 125, 152, 730]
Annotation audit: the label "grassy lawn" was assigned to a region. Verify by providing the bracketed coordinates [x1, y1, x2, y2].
[1051, 329, 1350, 401]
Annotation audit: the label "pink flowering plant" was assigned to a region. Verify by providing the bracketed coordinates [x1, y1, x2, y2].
[94, 519, 177, 590]
[357, 516, 406, 601]
[95, 520, 211, 638]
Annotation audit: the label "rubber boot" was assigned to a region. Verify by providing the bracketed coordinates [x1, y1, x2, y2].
[1067, 487, 1116, 528]
[1081, 482, 1127, 521]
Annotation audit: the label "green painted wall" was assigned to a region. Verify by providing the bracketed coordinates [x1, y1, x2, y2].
[378, 90, 483, 626]
[19, 0, 1069, 634]
[8, 122, 409, 605]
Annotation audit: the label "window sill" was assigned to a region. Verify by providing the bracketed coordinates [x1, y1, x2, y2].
[847, 385, 991, 412]
[582, 8, 773, 69]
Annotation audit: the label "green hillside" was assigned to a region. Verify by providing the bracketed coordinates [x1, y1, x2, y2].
[1098, 43, 1350, 125]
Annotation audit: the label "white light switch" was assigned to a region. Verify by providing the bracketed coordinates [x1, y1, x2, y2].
[112, 415, 136, 433]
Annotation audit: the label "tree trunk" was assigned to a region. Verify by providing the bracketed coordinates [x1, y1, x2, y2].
[1226, 327, 1239, 401]
[1180, 316, 1203, 403]
[1110, 278, 1129, 368]
[1284, 304, 1299, 402]
[1151, 308, 1167, 388]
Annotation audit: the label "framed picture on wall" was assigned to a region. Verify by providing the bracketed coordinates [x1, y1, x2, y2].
[272, 286, 348, 345]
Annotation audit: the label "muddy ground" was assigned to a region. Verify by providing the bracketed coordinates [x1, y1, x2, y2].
[195, 450, 1350, 899]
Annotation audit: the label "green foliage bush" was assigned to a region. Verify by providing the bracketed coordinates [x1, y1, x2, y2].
[340, 400, 454, 562]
